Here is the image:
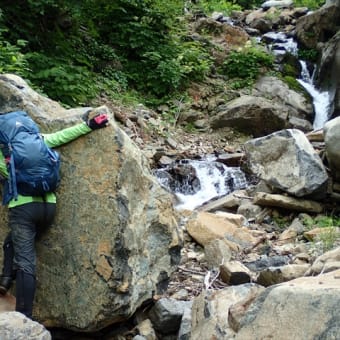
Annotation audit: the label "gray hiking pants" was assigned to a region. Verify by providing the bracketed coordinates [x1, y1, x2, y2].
[6, 202, 56, 276]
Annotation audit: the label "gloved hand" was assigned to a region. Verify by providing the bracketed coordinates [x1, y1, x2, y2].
[83, 110, 109, 130]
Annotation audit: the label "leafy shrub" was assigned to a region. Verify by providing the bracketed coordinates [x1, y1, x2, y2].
[314, 215, 340, 228]
[298, 48, 319, 63]
[24, 53, 98, 106]
[303, 215, 340, 229]
[293, 0, 325, 9]
[303, 214, 340, 252]
[0, 29, 28, 75]
[199, 0, 241, 14]
[177, 41, 213, 83]
[220, 46, 274, 88]
[122, 43, 182, 98]
[318, 228, 339, 252]
[118, 17, 213, 98]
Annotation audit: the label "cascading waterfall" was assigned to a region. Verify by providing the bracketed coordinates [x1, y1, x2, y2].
[297, 61, 331, 130]
[265, 31, 332, 130]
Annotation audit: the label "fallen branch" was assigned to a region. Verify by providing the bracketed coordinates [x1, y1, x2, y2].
[178, 266, 205, 276]
[204, 269, 220, 290]
[242, 235, 268, 255]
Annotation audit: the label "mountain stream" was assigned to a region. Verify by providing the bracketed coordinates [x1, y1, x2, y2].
[154, 30, 332, 211]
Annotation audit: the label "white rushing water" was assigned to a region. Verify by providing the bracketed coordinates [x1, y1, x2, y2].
[265, 32, 332, 130]
[155, 160, 248, 211]
[297, 61, 331, 130]
[270, 32, 298, 55]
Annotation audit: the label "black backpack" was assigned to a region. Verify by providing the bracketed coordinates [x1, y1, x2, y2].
[0, 111, 61, 204]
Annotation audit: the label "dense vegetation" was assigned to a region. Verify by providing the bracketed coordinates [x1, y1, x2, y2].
[0, 0, 325, 108]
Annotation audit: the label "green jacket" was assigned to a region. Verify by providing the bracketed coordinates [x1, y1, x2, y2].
[0, 122, 92, 208]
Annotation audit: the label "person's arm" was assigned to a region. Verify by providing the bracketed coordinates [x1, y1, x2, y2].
[43, 122, 92, 148]
[43, 113, 109, 148]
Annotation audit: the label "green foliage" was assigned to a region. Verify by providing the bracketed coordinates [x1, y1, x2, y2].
[220, 46, 274, 89]
[281, 75, 306, 93]
[0, 0, 68, 51]
[0, 30, 28, 75]
[160, 94, 190, 128]
[298, 48, 319, 63]
[313, 215, 340, 228]
[139, 50, 183, 96]
[318, 228, 339, 252]
[24, 53, 98, 106]
[0, 0, 193, 104]
[281, 64, 299, 77]
[2, 0, 322, 107]
[177, 41, 213, 83]
[184, 122, 197, 133]
[76, 0, 200, 99]
[199, 0, 241, 14]
[264, 8, 281, 21]
[303, 215, 340, 252]
[293, 0, 325, 9]
[273, 216, 290, 229]
[303, 214, 340, 229]
[161, 111, 178, 127]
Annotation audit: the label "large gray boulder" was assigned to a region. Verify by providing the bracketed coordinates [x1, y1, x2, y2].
[187, 268, 340, 340]
[190, 284, 265, 340]
[243, 129, 328, 197]
[324, 116, 340, 180]
[210, 93, 312, 137]
[235, 269, 340, 339]
[210, 95, 286, 137]
[295, 2, 340, 49]
[0, 312, 51, 340]
[0, 74, 181, 331]
[325, 0, 340, 6]
[254, 76, 313, 122]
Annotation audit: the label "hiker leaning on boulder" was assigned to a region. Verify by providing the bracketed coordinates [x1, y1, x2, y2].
[0, 110, 109, 319]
